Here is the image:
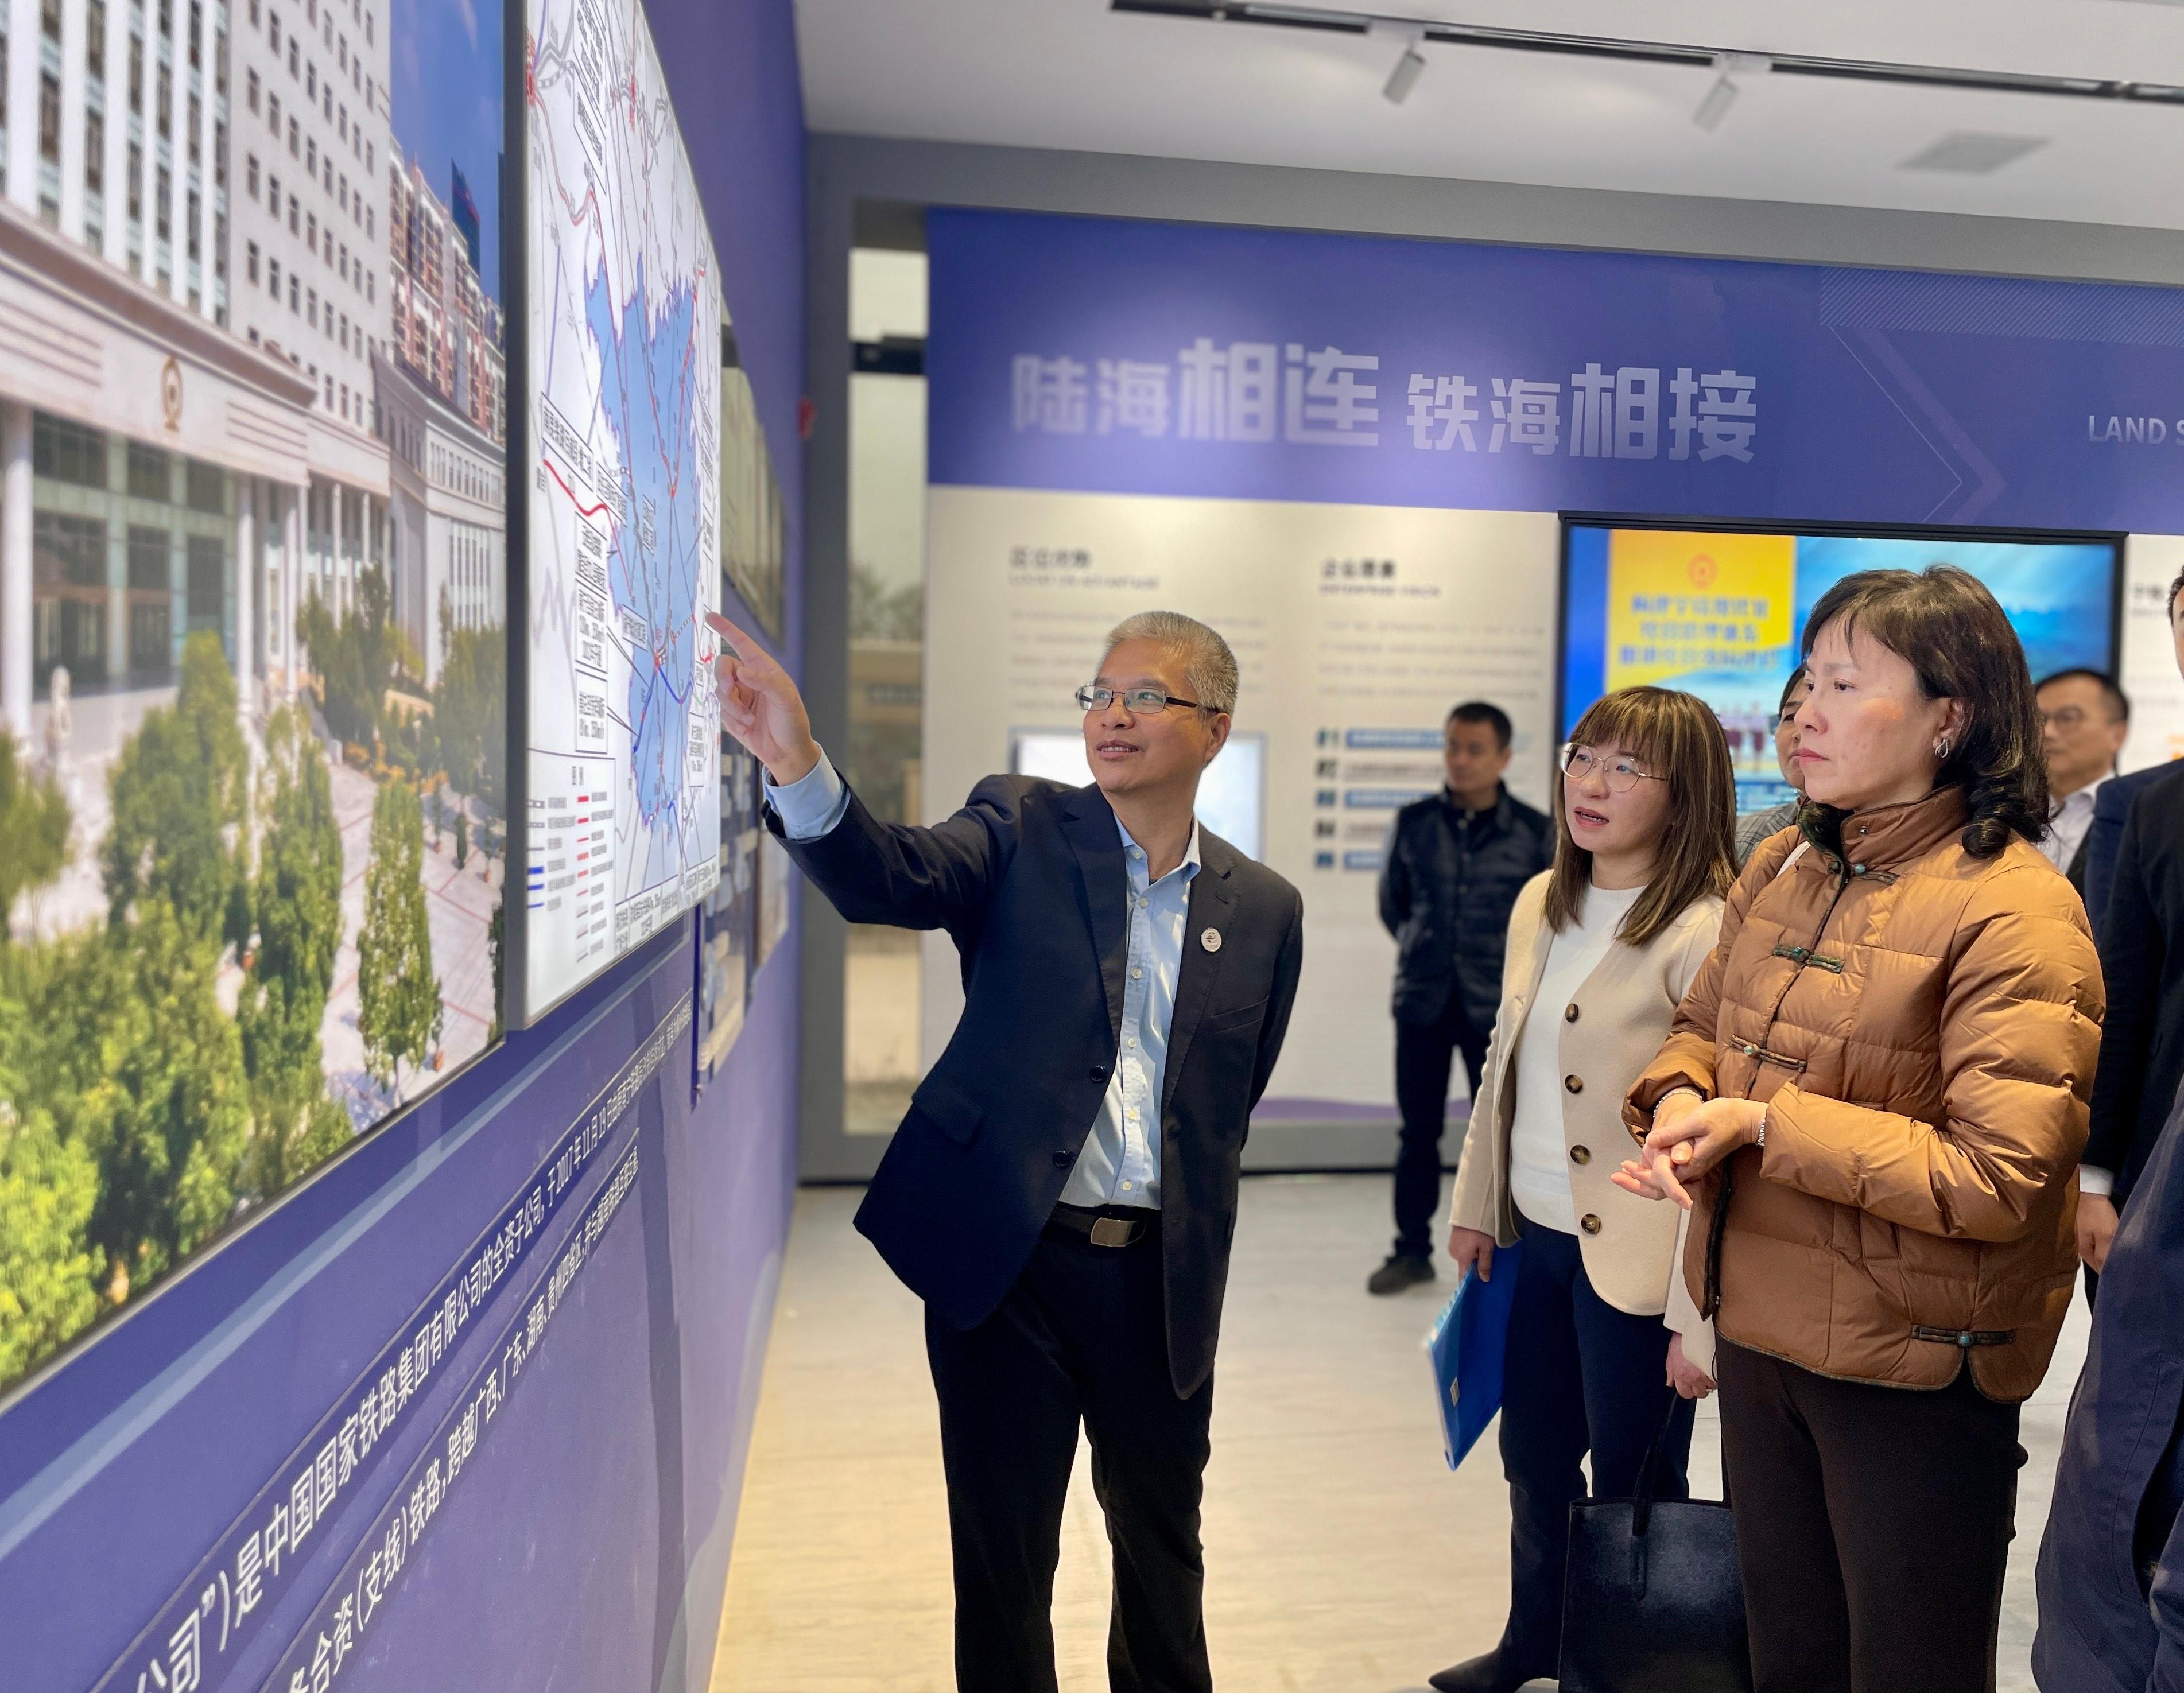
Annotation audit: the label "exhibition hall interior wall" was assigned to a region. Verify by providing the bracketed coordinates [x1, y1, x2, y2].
[794, 130, 2184, 1181]
[920, 205, 2184, 1152]
[0, 2, 805, 1691]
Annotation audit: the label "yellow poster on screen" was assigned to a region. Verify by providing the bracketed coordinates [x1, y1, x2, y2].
[1605, 529, 1796, 692]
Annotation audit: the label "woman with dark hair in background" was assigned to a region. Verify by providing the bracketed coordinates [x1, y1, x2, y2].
[1429, 687, 1736, 1693]
[1616, 566, 2102, 1693]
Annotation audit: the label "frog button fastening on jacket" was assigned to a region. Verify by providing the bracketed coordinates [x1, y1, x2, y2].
[1564, 1003, 1581, 1023]
[1580, 1214, 1603, 1236]
[1569, 1145, 1592, 1166]
[1564, 1074, 1584, 1094]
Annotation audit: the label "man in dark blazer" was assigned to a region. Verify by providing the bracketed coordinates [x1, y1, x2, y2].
[711, 608, 1304, 1693]
[2034, 1078, 2184, 1691]
[2081, 767, 2184, 1296]
[2086, 760, 2177, 934]
[2079, 569, 2184, 1288]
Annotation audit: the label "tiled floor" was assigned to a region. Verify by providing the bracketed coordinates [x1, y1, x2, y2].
[713, 1175, 2088, 1692]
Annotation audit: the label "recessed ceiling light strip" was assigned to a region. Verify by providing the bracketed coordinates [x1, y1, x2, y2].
[1112, 0, 2184, 106]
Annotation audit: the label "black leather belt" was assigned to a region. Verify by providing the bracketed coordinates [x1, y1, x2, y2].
[1048, 1202, 1158, 1248]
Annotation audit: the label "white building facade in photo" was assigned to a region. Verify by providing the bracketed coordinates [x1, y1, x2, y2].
[379, 151, 503, 685]
[0, 0, 409, 744]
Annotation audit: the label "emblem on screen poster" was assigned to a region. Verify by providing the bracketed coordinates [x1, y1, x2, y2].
[160, 356, 183, 432]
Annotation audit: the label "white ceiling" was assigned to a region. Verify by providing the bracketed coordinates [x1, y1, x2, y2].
[794, 0, 2184, 230]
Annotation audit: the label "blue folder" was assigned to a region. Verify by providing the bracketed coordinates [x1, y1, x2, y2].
[1426, 1239, 1524, 1471]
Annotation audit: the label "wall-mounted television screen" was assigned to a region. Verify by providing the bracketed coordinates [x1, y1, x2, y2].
[1560, 520, 2123, 812]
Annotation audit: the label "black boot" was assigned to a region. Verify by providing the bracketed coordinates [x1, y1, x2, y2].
[1426, 1650, 1546, 1693]
[1367, 1252, 1435, 1295]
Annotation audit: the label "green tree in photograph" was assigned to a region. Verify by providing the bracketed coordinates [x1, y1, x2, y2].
[0, 996, 100, 1379]
[236, 705, 351, 1195]
[487, 895, 505, 1046]
[453, 809, 469, 869]
[435, 600, 506, 816]
[79, 898, 250, 1302]
[356, 780, 441, 1101]
[0, 736, 71, 943]
[297, 566, 395, 751]
[103, 631, 247, 943]
[0, 1106, 101, 1382]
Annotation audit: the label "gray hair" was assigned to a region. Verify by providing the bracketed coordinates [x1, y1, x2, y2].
[1103, 611, 1239, 715]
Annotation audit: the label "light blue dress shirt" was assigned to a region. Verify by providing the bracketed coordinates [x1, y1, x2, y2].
[768, 750, 1198, 1211]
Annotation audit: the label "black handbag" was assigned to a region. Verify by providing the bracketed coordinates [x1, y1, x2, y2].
[1557, 1391, 1753, 1693]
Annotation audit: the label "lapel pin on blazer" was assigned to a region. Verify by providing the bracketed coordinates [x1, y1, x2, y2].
[1200, 928, 1223, 953]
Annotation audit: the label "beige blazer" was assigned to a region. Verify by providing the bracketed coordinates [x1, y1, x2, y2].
[1450, 872, 1719, 1365]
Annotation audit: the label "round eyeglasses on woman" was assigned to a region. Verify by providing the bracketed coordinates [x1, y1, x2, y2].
[1560, 743, 1667, 793]
[1075, 685, 1204, 715]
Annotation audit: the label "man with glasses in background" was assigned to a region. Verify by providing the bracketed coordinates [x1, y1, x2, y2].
[2035, 667, 2131, 897]
[711, 607, 1304, 1693]
[1371, 701, 1553, 1295]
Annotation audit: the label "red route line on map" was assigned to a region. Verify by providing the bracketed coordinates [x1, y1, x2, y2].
[544, 456, 611, 519]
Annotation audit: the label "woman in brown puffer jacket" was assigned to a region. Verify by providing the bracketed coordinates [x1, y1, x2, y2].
[1616, 565, 2103, 1693]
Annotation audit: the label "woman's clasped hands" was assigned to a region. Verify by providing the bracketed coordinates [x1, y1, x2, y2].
[1612, 1090, 1767, 1210]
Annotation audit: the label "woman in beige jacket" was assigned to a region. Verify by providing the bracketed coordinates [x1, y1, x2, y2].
[1427, 686, 1736, 1693]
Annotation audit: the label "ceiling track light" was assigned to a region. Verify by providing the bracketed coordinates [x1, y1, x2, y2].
[1693, 73, 1737, 130]
[1117, 1, 2184, 110]
[1373, 21, 1427, 103]
[1694, 51, 1768, 131]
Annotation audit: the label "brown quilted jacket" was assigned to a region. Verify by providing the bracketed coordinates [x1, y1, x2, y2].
[1623, 786, 2102, 1402]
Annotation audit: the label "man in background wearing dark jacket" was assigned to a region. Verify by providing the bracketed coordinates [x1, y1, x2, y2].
[1369, 701, 1553, 1294]
[2080, 570, 2184, 1294]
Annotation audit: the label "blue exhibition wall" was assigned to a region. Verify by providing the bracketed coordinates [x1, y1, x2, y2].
[0, 3, 807, 1691]
[929, 208, 2184, 534]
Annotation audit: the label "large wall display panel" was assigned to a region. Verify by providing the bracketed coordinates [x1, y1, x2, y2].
[923, 487, 1555, 1115]
[521, 0, 723, 1021]
[695, 315, 793, 1098]
[0, 0, 805, 1688]
[0, 0, 508, 1397]
[1561, 521, 2121, 811]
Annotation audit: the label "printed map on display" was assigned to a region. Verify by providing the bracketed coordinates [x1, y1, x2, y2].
[524, 0, 721, 1015]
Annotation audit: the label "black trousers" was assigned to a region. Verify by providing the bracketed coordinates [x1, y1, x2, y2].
[1392, 1000, 1490, 1259]
[1717, 1340, 2024, 1693]
[925, 1217, 1214, 1693]
[1495, 1218, 1693, 1673]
